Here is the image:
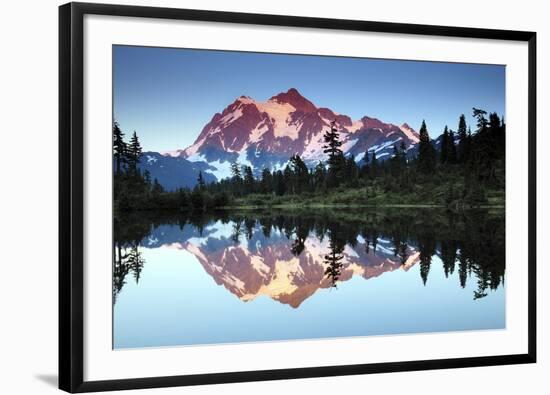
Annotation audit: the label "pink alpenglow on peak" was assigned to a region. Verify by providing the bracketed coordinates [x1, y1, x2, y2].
[174, 89, 421, 179]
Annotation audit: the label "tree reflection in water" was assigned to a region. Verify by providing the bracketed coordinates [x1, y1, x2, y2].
[113, 208, 505, 304]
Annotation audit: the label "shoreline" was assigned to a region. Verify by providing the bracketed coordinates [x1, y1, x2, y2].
[115, 203, 505, 214]
[225, 203, 505, 209]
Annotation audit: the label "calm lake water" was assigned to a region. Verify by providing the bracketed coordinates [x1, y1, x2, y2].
[113, 208, 505, 349]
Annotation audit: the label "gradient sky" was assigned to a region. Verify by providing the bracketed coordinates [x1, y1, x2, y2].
[113, 45, 505, 153]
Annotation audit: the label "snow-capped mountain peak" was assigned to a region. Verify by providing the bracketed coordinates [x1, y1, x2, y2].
[174, 88, 420, 179]
[268, 88, 317, 113]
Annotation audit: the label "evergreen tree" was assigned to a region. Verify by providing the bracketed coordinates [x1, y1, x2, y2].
[283, 165, 293, 194]
[273, 170, 286, 196]
[190, 188, 205, 210]
[152, 178, 164, 194]
[323, 120, 344, 185]
[417, 120, 436, 174]
[345, 155, 360, 186]
[440, 126, 449, 164]
[177, 188, 189, 207]
[323, 120, 343, 161]
[390, 144, 401, 177]
[230, 162, 242, 180]
[370, 150, 378, 178]
[489, 112, 505, 158]
[127, 131, 143, 172]
[313, 161, 326, 191]
[243, 166, 255, 194]
[289, 154, 309, 193]
[260, 168, 273, 193]
[473, 108, 488, 131]
[230, 162, 242, 195]
[197, 171, 205, 190]
[362, 150, 370, 178]
[143, 169, 151, 188]
[113, 122, 127, 175]
[457, 114, 469, 163]
[470, 108, 495, 182]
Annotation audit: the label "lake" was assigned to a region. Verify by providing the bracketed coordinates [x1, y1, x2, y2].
[113, 208, 505, 349]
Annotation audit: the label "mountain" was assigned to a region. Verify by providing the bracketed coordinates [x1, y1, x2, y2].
[169, 88, 420, 180]
[137, 151, 216, 191]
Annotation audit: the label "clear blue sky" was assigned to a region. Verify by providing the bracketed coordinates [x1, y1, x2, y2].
[113, 45, 505, 153]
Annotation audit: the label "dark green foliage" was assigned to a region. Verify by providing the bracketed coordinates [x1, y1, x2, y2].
[313, 161, 326, 191]
[197, 171, 205, 189]
[468, 109, 505, 187]
[113, 107, 505, 213]
[190, 188, 206, 210]
[273, 170, 286, 196]
[345, 155, 360, 187]
[230, 162, 242, 180]
[288, 154, 310, 193]
[152, 178, 164, 195]
[417, 120, 436, 174]
[457, 114, 470, 163]
[440, 126, 450, 164]
[113, 122, 127, 175]
[440, 126, 458, 165]
[126, 131, 142, 172]
[113, 208, 505, 301]
[370, 150, 378, 178]
[242, 166, 255, 194]
[323, 120, 345, 187]
[260, 168, 273, 193]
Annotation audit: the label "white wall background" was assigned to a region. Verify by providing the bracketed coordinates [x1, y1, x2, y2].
[0, 0, 547, 394]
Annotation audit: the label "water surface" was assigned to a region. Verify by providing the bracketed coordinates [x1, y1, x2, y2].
[113, 208, 505, 349]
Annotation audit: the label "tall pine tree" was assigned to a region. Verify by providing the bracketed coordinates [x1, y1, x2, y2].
[243, 166, 255, 194]
[113, 122, 127, 175]
[370, 150, 378, 178]
[323, 120, 344, 185]
[196, 171, 205, 190]
[457, 114, 469, 163]
[417, 120, 436, 174]
[127, 131, 142, 172]
[440, 126, 449, 164]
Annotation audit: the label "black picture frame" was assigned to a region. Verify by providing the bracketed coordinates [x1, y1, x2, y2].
[59, 2, 537, 393]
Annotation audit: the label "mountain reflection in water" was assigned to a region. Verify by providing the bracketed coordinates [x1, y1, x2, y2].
[113, 208, 505, 348]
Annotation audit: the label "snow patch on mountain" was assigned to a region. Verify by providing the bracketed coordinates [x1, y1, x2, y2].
[341, 138, 358, 153]
[371, 138, 402, 153]
[219, 107, 243, 127]
[256, 100, 300, 139]
[161, 149, 184, 157]
[184, 136, 208, 157]
[204, 159, 233, 180]
[237, 149, 253, 168]
[399, 123, 420, 143]
[302, 134, 327, 161]
[249, 120, 269, 143]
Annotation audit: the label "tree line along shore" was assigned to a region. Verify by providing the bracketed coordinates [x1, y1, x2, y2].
[113, 108, 505, 213]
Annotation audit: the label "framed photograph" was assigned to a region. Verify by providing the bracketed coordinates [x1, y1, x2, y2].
[59, 2, 537, 392]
